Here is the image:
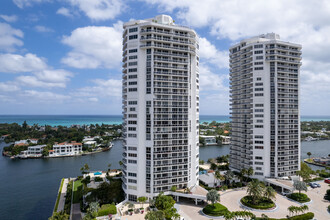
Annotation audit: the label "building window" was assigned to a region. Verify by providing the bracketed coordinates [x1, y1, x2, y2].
[128, 172, 137, 177]
[129, 55, 137, 60]
[128, 81, 137, 85]
[128, 134, 137, 138]
[255, 146, 264, 149]
[129, 27, 138, 33]
[129, 62, 138, 66]
[255, 125, 264, 128]
[254, 45, 263, 48]
[128, 194, 137, 201]
[128, 88, 137, 92]
[255, 161, 264, 165]
[128, 101, 137, 105]
[128, 121, 137, 124]
[255, 83, 263, 86]
[128, 68, 137, 72]
[254, 50, 263, 54]
[128, 146, 137, 151]
[256, 167, 262, 170]
[128, 114, 137, 118]
[128, 75, 137, 79]
[129, 107, 136, 111]
[254, 62, 264, 65]
[255, 109, 264, 112]
[255, 93, 263, 96]
[255, 140, 264, 144]
[256, 120, 263, 123]
[255, 88, 264, 91]
[129, 49, 137, 53]
[256, 56, 263, 60]
[256, 77, 262, 81]
[255, 172, 264, 176]
[128, 127, 136, 131]
[254, 67, 264, 70]
[255, 135, 263, 139]
[128, 153, 137, 157]
[255, 104, 263, 107]
[255, 114, 263, 118]
[128, 159, 137, 164]
[255, 156, 263, 160]
[129, 35, 138, 40]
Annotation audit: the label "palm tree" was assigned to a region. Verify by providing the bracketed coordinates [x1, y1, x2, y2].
[293, 180, 307, 194]
[264, 186, 276, 201]
[288, 206, 295, 217]
[247, 167, 254, 181]
[240, 168, 247, 183]
[224, 170, 234, 185]
[307, 152, 312, 159]
[247, 179, 264, 204]
[206, 189, 220, 205]
[215, 170, 225, 186]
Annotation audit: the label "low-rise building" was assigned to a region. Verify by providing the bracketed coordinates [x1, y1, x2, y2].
[14, 139, 38, 145]
[18, 145, 46, 158]
[50, 141, 82, 157]
[220, 135, 231, 145]
[199, 172, 222, 187]
[200, 135, 217, 145]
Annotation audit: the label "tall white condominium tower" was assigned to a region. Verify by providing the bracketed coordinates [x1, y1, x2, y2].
[122, 15, 200, 201]
[229, 33, 302, 178]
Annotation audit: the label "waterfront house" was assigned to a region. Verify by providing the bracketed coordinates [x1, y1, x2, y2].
[83, 171, 110, 189]
[18, 145, 46, 158]
[50, 141, 82, 157]
[220, 135, 231, 145]
[84, 141, 97, 148]
[200, 135, 217, 145]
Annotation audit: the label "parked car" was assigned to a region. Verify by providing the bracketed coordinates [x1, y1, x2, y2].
[309, 182, 318, 188]
[281, 191, 291, 196]
[325, 178, 330, 184]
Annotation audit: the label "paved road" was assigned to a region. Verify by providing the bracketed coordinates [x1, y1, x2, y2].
[56, 178, 69, 212]
[72, 203, 82, 220]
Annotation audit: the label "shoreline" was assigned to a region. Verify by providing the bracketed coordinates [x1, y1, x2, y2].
[3, 145, 112, 160]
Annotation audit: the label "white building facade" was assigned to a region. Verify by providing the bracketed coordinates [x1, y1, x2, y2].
[122, 15, 200, 201]
[229, 33, 301, 178]
[51, 142, 82, 157]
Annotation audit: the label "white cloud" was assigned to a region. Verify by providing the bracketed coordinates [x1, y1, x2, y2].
[68, 0, 123, 21]
[0, 53, 47, 73]
[0, 15, 18, 23]
[35, 25, 54, 33]
[0, 82, 20, 92]
[12, 0, 50, 9]
[199, 64, 228, 92]
[16, 69, 73, 88]
[61, 21, 122, 69]
[22, 90, 70, 101]
[56, 7, 73, 17]
[73, 78, 122, 98]
[0, 22, 23, 52]
[199, 37, 228, 69]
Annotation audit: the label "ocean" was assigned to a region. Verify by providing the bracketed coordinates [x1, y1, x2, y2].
[0, 115, 329, 126]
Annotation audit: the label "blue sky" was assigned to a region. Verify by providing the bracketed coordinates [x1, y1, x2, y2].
[0, 0, 330, 115]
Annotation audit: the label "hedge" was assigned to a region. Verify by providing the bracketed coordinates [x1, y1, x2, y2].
[256, 212, 314, 220]
[97, 204, 117, 216]
[241, 196, 275, 209]
[203, 203, 229, 216]
[287, 193, 311, 203]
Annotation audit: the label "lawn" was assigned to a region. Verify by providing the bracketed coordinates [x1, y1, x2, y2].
[73, 180, 83, 204]
[97, 204, 117, 216]
[54, 178, 64, 212]
[202, 203, 229, 216]
[241, 196, 275, 209]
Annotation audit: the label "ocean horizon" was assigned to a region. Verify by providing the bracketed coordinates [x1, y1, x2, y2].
[0, 115, 329, 127]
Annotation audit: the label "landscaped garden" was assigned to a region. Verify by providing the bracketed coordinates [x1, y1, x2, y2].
[203, 202, 229, 216]
[240, 179, 276, 210]
[287, 180, 311, 203]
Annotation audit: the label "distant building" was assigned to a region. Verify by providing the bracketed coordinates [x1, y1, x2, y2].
[18, 145, 46, 158]
[229, 33, 302, 178]
[200, 135, 217, 145]
[199, 172, 223, 187]
[220, 135, 231, 145]
[50, 141, 82, 157]
[14, 139, 38, 145]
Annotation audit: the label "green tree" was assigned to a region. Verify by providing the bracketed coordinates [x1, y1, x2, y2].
[246, 179, 264, 204]
[138, 196, 147, 208]
[210, 163, 218, 170]
[206, 189, 220, 205]
[145, 210, 165, 220]
[49, 211, 69, 220]
[307, 152, 312, 159]
[264, 186, 276, 201]
[215, 170, 225, 186]
[293, 180, 307, 194]
[296, 162, 313, 182]
[170, 185, 177, 192]
[80, 163, 90, 175]
[199, 136, 206, 146]
[240, 168, 247, 183]
[199, 160, 205, 165]
[247, 167, 254, 180]
[224, 170, 234, 185]
[154, 193, 178, 220]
